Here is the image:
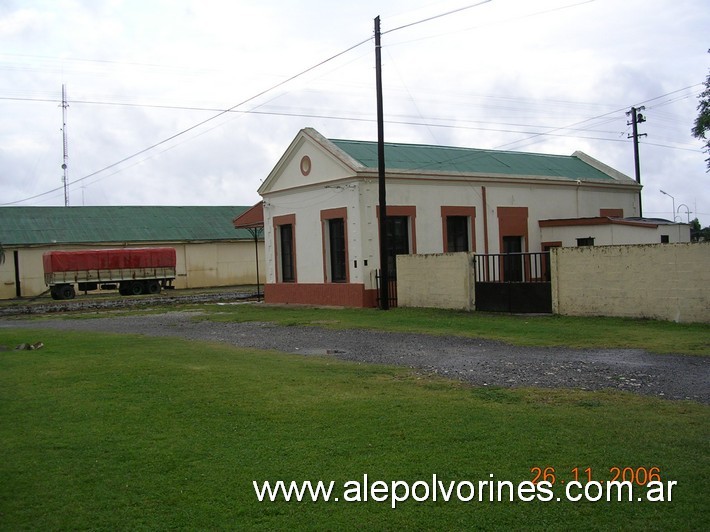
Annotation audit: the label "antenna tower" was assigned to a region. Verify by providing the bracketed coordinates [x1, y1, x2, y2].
[61, 84, 69, 206]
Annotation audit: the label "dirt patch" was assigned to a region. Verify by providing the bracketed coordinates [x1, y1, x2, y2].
[3, 309, 708, 404]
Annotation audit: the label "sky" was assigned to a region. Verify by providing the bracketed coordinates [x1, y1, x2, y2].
[1, 0, 708, 225]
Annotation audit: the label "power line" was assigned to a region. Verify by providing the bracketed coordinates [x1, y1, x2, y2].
[2, 81, 702, 140]
[2, 37, 374, 206]
[5, 2, 510, 206]
[383, 1, 492, 35]
[494, 84, 703, 151]
[2, 1, 703, 206]
[0, 94, 632, 136]
[387, 0, 596, 47]
[1, 2, 497, 206]
[2, 82, 702, 206]
[7, 97, 701, 150]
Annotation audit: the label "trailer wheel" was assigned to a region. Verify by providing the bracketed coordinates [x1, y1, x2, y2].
[146, 280, 161, 295]
[55, 284, 75, 300]
[130, 281, 145, 296]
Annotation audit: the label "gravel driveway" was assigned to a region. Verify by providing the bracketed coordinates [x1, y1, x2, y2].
[3, 310, 709, 404]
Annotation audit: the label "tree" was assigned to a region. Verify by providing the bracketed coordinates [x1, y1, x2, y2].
[692, 50, 710, 172]
[689, 218, 710, 242]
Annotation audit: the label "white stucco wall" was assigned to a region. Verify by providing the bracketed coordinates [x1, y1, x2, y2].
[540, 222, 690, 246]
[267, 135, 355, 192]
[383, 178, 638, 255]
[264, 181, 377, 288]
[263, 176, 641, 288]
[259, 132, 640, 293]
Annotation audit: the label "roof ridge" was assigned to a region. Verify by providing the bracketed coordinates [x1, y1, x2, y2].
[327, 136, 626, 182]
[0, 205, 256, 246]
[329, 137, 574, 159]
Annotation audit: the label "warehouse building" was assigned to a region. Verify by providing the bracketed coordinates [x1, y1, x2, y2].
[0, 206, 264, 299]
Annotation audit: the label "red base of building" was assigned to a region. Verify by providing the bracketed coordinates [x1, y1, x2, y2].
[264, 283, 378, 308]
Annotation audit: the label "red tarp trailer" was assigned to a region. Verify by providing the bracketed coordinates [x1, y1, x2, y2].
[42, 248, 177, 299]
[43, 248, 176, 273]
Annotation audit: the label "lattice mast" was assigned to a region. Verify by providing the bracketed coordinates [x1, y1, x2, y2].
[61, 84, 69, 206]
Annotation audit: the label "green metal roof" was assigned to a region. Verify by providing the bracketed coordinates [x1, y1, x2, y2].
[0, 206, 254, 246]
[330, 139, 615, 181]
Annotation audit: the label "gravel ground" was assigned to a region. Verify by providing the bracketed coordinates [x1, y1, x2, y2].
[3, 308, 708, 404]
[0, 289, 259, 317]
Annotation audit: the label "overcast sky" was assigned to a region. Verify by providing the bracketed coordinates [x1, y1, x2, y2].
[1, 0, 708, 225]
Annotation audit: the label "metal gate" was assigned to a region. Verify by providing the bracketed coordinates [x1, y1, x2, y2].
[473, 252, 551, 313]
[375, 270, 398, 309]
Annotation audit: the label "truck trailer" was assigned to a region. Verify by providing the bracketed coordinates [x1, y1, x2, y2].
[43, 247, 177, 300]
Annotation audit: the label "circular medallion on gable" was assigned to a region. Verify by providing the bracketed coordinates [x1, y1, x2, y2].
[300, 155, 312, 176]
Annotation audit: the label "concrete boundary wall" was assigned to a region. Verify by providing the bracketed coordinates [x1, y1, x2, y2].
[396, 244, 709, 323]
[397, 252, 474, 310]
[551, 242, 709, 323]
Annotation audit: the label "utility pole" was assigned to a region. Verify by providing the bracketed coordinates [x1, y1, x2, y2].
[626, 106, 646, 217]
[61, 84, 69, 207]
[375, 16, 389, 310]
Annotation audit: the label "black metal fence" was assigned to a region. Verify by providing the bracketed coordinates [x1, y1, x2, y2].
[473, 252, 552, 313]
[473, 251, 551, 283]
[375, 270, 398, 309]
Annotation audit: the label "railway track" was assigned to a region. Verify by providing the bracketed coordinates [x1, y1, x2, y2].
[0, 288, 261, 317]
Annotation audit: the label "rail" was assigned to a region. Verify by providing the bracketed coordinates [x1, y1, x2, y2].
[473, 252, 551, 283]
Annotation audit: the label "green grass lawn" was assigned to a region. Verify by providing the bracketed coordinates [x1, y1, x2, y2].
[1, 328, 708, 530]
[198, 304, 710, 356]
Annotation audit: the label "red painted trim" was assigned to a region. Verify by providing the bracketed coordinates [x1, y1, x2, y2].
[539, 217, 659, 229]
[233, 201, 264, 229]
[441, 206, 476, 252]
[320, 207, 348, 220]
[600, 208, 623, 218]
[273, 214, 297, 283]
[497, 206, 529, 252]
[376, 205, 417, 254]
[300, 155, 312, 176]
[320, 207, 349, 283]
[264, 282, 377, 308]
[482, 186, 489, 254]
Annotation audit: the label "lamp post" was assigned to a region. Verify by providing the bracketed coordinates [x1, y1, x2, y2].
[660, 190, 675, 222]
[676, 204, 691, 224]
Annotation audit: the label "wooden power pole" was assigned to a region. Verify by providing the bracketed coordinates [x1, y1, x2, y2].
[375, 16, 389, 310]
[626, 106, 647, 217]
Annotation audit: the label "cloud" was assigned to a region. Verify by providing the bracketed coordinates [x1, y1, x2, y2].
[0, 0, 708, 225]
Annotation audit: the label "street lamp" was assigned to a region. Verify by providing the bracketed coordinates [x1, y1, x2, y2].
[677, 204, 691, 224]
[660, 190, 675, 222]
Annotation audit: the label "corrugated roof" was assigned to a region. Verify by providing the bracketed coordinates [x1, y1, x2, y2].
[233, 202, 264, 229]
[330, 139, 615, 181]
[0, 206, 255, 246]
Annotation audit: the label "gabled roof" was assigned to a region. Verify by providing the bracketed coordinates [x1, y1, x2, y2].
[330, 138, 625, 182]
[233, 201, 264, 229]
[0, 206, 255, 246]
[539, 216, 687, 228]
[258, 128, 637, 197]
